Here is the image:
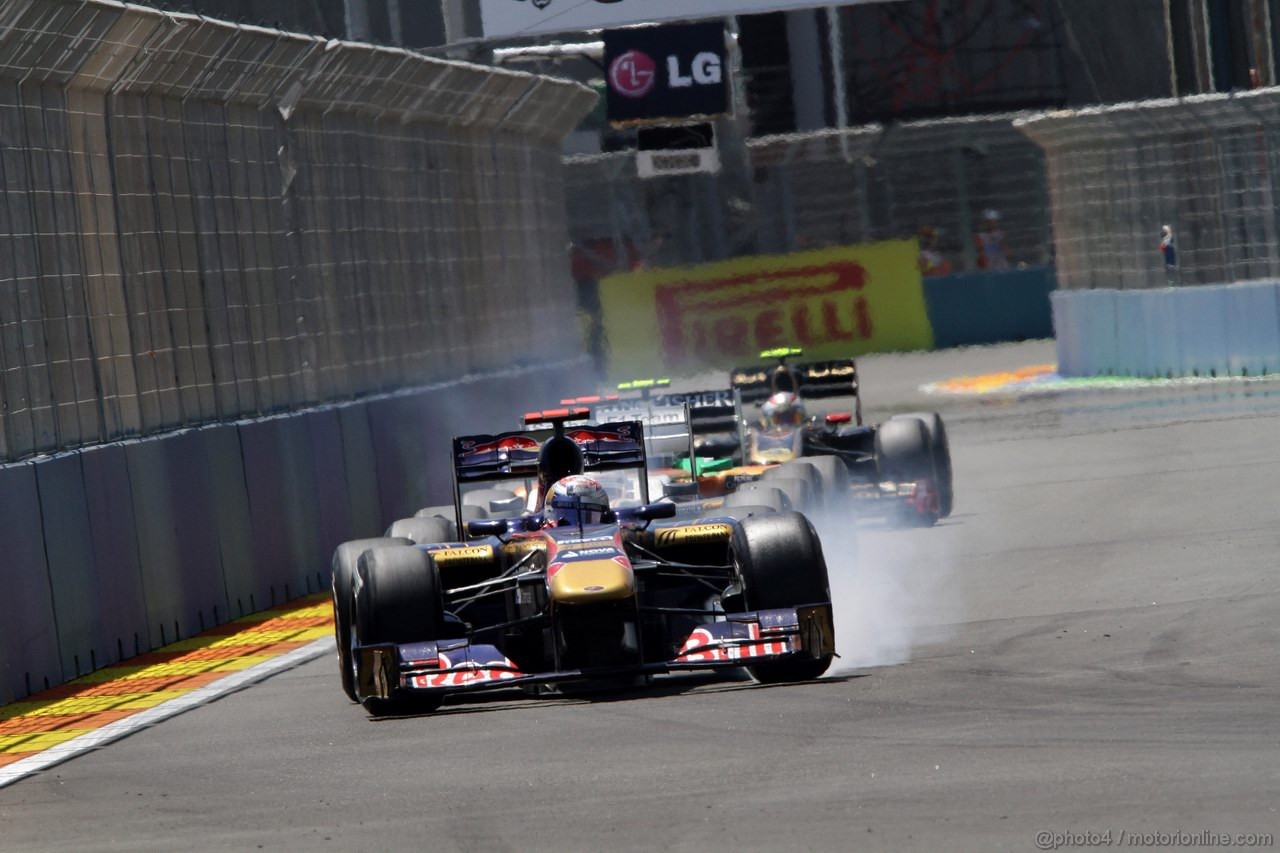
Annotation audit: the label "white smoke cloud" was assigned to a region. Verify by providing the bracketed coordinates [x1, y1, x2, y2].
[811, 507, 960, 672]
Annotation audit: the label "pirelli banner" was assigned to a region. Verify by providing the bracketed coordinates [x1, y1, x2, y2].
[599, 240, 934, 378]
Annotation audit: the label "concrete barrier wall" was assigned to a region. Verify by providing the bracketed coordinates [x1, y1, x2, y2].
[0, 362, 583, 704]
[1052, 281, 1280, 378]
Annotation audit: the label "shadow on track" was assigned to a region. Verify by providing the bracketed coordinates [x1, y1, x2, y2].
[364, 672, 867, 721]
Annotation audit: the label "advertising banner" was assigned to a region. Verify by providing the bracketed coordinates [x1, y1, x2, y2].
[480, 0, 900, 39]
[599, 240, 933, 378]
[604, 22, 727, 123]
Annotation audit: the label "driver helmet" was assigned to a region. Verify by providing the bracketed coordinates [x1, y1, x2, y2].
[546, 475, 610, 526]
[761, 391, 806, 429]
[536, 435, 585, 509]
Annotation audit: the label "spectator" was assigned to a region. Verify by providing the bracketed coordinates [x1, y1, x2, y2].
[917, 225, 953, 277]
[1160, 224, 1179, 283]
[975, 209, 1011, 271]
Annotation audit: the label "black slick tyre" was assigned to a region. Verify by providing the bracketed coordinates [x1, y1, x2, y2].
[795, 455, 851, 512]
[702, 504, 777, 521]
[354, 545, 446, 715]
[731, 512, 833, 683]
[875, 417, 939, 527]
[386, 516, 454, 545]
[332, 537, 410, 702]
[898, 411, 953, 518]
[462, 488, 520, 513]
[763, 461, 825, 508]
[756, 476, 816, 515]
[723, 485, 789, 511]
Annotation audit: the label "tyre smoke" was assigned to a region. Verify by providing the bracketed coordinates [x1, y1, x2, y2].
[810, 507, 959, 672]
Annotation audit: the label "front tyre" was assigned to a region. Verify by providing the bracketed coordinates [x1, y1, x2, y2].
[353, 546, 447, 715]
[332, 537, 411, 702]
[732, 512, 833, 683]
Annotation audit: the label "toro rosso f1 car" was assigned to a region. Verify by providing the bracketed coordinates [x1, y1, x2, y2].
[330, 410, 836, 715]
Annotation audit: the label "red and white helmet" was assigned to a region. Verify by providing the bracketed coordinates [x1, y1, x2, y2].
[546, 475, 610, 526]
[761, 391, 806, 429]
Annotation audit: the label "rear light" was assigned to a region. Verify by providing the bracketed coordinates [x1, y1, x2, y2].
[825, 412, 852, 425]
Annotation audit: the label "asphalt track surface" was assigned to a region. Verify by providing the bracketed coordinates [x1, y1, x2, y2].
[3, 341, 1279, 852]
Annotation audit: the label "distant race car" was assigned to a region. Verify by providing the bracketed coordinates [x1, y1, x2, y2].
[329, 410, 835, 715]
[562, 349, 953, 526]
[725, 347, 954, 526]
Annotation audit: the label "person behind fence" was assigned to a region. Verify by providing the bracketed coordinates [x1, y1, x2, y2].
[975, 209, 1010, 270]
[1160, 225, 1178, 282]
[917, 225, 953, 276]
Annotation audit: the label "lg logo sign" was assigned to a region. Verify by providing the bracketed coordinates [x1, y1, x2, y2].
[603, 22, 728, 122]
[609, 48, 723, 99]
[609, 49, 656, 98]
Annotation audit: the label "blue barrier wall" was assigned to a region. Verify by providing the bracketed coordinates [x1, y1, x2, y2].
[1052, 281, 1280, 378]
[0, 362, 583, 704]
[923, 266, 1056, 348]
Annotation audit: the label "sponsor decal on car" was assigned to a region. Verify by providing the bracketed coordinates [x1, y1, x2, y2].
[503, 537, 547, 559]
[427, 545, 495, 567]
[675, 621, 792, 663]
[557, 547, 621, 560]
[406, 648, 523, 689]
[655, 523, 733, 546]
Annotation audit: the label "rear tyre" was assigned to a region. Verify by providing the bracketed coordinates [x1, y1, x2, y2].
[702, 504, 777, 521]
[756, 476, 816, 515]
[354, 546, 446, 715]
[731, 512, 833, 683]
[875, 417, 939, 527]
[723, 485, 789, 512]
[764, 461, 825, 510]
[462, 488, 521, 515]
[386, 516, 454, 545]
[415, 504, 488, 539]
[331, 537, 411, 702]
[796, 456, 851, 512]
[898, 412, 953, 518]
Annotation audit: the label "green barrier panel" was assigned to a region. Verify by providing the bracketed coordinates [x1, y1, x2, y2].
[923, 266, 1055, 349]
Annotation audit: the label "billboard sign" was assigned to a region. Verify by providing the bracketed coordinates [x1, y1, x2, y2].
[480, 0, 897, 39]
[604, 23, 728, 123]
[598, 241, 935, 379]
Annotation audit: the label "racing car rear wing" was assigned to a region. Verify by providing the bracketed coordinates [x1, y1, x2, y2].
[730, 352, 859, 404]
[523, 408, 592, 428]
[452, 421, 648, 482]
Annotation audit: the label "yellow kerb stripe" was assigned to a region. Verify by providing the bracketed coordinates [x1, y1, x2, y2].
[0, 729, 95, 754]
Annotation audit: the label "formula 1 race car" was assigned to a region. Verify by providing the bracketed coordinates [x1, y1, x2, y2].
[329, 410, 836, 715]
[561, 350, 953, 526]
[724, 347, 954, 525]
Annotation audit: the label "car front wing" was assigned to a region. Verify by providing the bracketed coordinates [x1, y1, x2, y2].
[354, 604, 835, 701]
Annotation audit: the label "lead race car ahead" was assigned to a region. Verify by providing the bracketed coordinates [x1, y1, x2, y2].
[330, 410, 836, 715]
[561, 351, 953, 527]
[724, 347, 955, 526]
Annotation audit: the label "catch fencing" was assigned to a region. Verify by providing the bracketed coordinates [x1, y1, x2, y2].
[0, 0, 595, 462]
[564, 113, 1053, 277]
[1019, 89, 1280, 290]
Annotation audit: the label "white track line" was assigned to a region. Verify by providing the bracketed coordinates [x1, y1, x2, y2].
[0, 636, 334, 790]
